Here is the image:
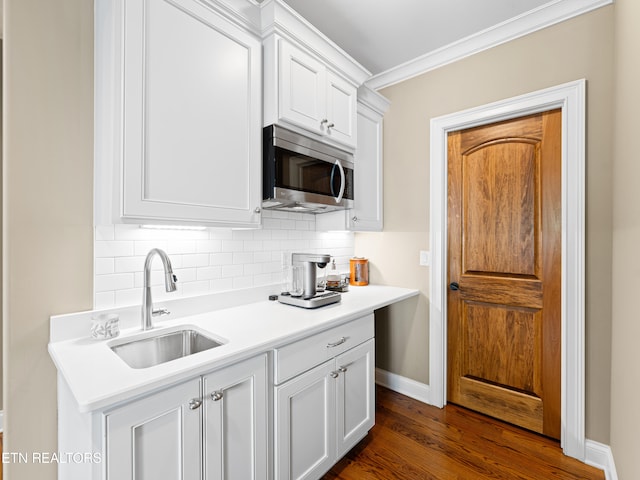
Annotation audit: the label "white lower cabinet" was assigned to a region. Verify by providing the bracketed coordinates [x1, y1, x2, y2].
[105, 354, 268, 480]
[335, 339, 376, 458]
[275, 360, 336, 480]
[203, 356, 268, 480]
[106, 377, 202, 480]
[274, 316, 375, 480]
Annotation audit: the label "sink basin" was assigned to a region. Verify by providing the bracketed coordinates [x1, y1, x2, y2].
[110, 328, 224, 369]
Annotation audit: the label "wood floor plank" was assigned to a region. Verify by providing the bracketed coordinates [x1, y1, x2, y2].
[324, 386, 605, 480]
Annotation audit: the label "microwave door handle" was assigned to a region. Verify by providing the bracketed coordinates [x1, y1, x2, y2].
[334, 159, 346, 203]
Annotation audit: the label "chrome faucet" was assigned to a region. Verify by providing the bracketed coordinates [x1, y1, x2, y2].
[142, 248, 178, 330]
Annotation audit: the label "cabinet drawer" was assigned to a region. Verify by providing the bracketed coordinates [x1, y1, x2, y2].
[274, 314, 374, 385]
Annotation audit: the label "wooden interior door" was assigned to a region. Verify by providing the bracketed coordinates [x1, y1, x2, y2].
[447, 109, 562, 439]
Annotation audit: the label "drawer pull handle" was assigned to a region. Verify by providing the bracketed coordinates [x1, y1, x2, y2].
[211, 391, 223, 402]
[326, 337, 346, 348]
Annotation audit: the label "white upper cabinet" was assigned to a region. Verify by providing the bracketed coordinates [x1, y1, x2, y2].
[272, 39, 357, 148]
[95, 0, 262, 227]
[316, 86, 390, 232]
[261, 0, 370, 151]
[326, 71, 358, 147]
[278, 40, 327, 133]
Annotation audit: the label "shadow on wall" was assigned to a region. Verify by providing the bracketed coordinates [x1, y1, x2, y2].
[374, 294, 426, 383]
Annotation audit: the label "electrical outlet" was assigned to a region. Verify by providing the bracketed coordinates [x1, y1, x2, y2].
[419, 250, 430, 266]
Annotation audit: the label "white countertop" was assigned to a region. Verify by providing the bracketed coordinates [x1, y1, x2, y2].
[49, 285, 418, 412]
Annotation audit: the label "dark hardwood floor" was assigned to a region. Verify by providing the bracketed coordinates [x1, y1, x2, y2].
[324, 386, 605, 480]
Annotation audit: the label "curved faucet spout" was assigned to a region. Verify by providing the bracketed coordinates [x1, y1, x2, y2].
[142, 248, 178, 330]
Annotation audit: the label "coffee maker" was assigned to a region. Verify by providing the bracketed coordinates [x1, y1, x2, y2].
[278, 253, 341, 308]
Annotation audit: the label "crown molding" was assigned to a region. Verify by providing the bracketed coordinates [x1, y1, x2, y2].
[260, 0, 371, 85]
[366, 0, 613, 91]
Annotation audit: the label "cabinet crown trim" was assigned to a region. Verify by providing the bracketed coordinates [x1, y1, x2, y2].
[260, 0, 370, 85]
[358, 86, 391, 115]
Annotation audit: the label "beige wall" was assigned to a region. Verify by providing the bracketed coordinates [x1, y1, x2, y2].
[610, 0, 640, 477]
[3, 1, 94, 479]
[357, 6, 615, 443]
[2, 0, 633, 477]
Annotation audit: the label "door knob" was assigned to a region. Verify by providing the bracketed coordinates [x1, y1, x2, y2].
[449, 282, 460, 291]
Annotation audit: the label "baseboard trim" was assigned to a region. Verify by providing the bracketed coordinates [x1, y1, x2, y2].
[585, 440, 618, 480]
[375, 370, 614, 479]
[374, 368, 430, 404]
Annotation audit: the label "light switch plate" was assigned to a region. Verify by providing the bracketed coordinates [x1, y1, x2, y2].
[419, 250, 430, 266]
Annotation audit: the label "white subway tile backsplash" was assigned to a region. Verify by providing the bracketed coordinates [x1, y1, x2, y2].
[209, 228, 233, 241]
[95, 225, 115, 241]
[233, 252, 254, 265]
[211, 278, 233, 291]
[232, 229, 254, 241]
[253, 252, 272, 263]
[243, 263, 263, 276]
[94, 213, 355, 308]
[115, 288, 144, 306]
[196, 266, 222, 281]
[95, 273, 135, 292]
[114, 256, 146, 273]
[233, 276, 254, 289]
[134, 241, 168, 256]
[95, 291, 115, 309]
[95, 258, 115, 275]
[221, 240, 243, 252]
[173, 268, 198, 284]
[182, 280, 210, 297]
[209, 252, 233, 266]
[95, 240, 134, 258]
[243, 240, 263, 252]
[262, 218, 281, 230]
[166, 240, 198, 255]
[181, 253, 210, 268]
[221, 264, 244, 278]
[196, 239, 222, 253]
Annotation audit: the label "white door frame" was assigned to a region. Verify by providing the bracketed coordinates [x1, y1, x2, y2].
[428, 79, 586, 460]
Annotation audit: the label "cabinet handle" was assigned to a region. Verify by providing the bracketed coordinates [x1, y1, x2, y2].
[352, 216, 358, 223]
[326, 337, 346, 348]
[338, 366, 348, 373]
[326, 122, 335, 130]
[254, 207, 261, 214]
[321, 119, 328, 126]
[330, 371, 339, 379]
[211, 391, 223, 402]
[188, 399, 202, 410]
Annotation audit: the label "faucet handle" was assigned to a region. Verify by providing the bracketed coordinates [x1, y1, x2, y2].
[152, 308, 171, 317]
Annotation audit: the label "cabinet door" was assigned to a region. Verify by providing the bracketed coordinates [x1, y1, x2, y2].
[279, 40, 327, 135]
[275, 360, 336, 480]
[203, 354, 268, 480]
[350, 102, 384, 231]
[105, 378, 202, 480]
[325, 71, 357, 148]
[121, 0, 262, 227]
[335, 339, 375, 458]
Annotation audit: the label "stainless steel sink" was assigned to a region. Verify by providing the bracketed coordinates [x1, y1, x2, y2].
[110, 328, 224, 369]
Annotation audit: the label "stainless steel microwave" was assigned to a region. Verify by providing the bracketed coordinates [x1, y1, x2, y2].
[262, 125, 354, 213]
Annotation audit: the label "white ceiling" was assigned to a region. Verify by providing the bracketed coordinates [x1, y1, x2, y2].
[281, 0, 569, 75]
